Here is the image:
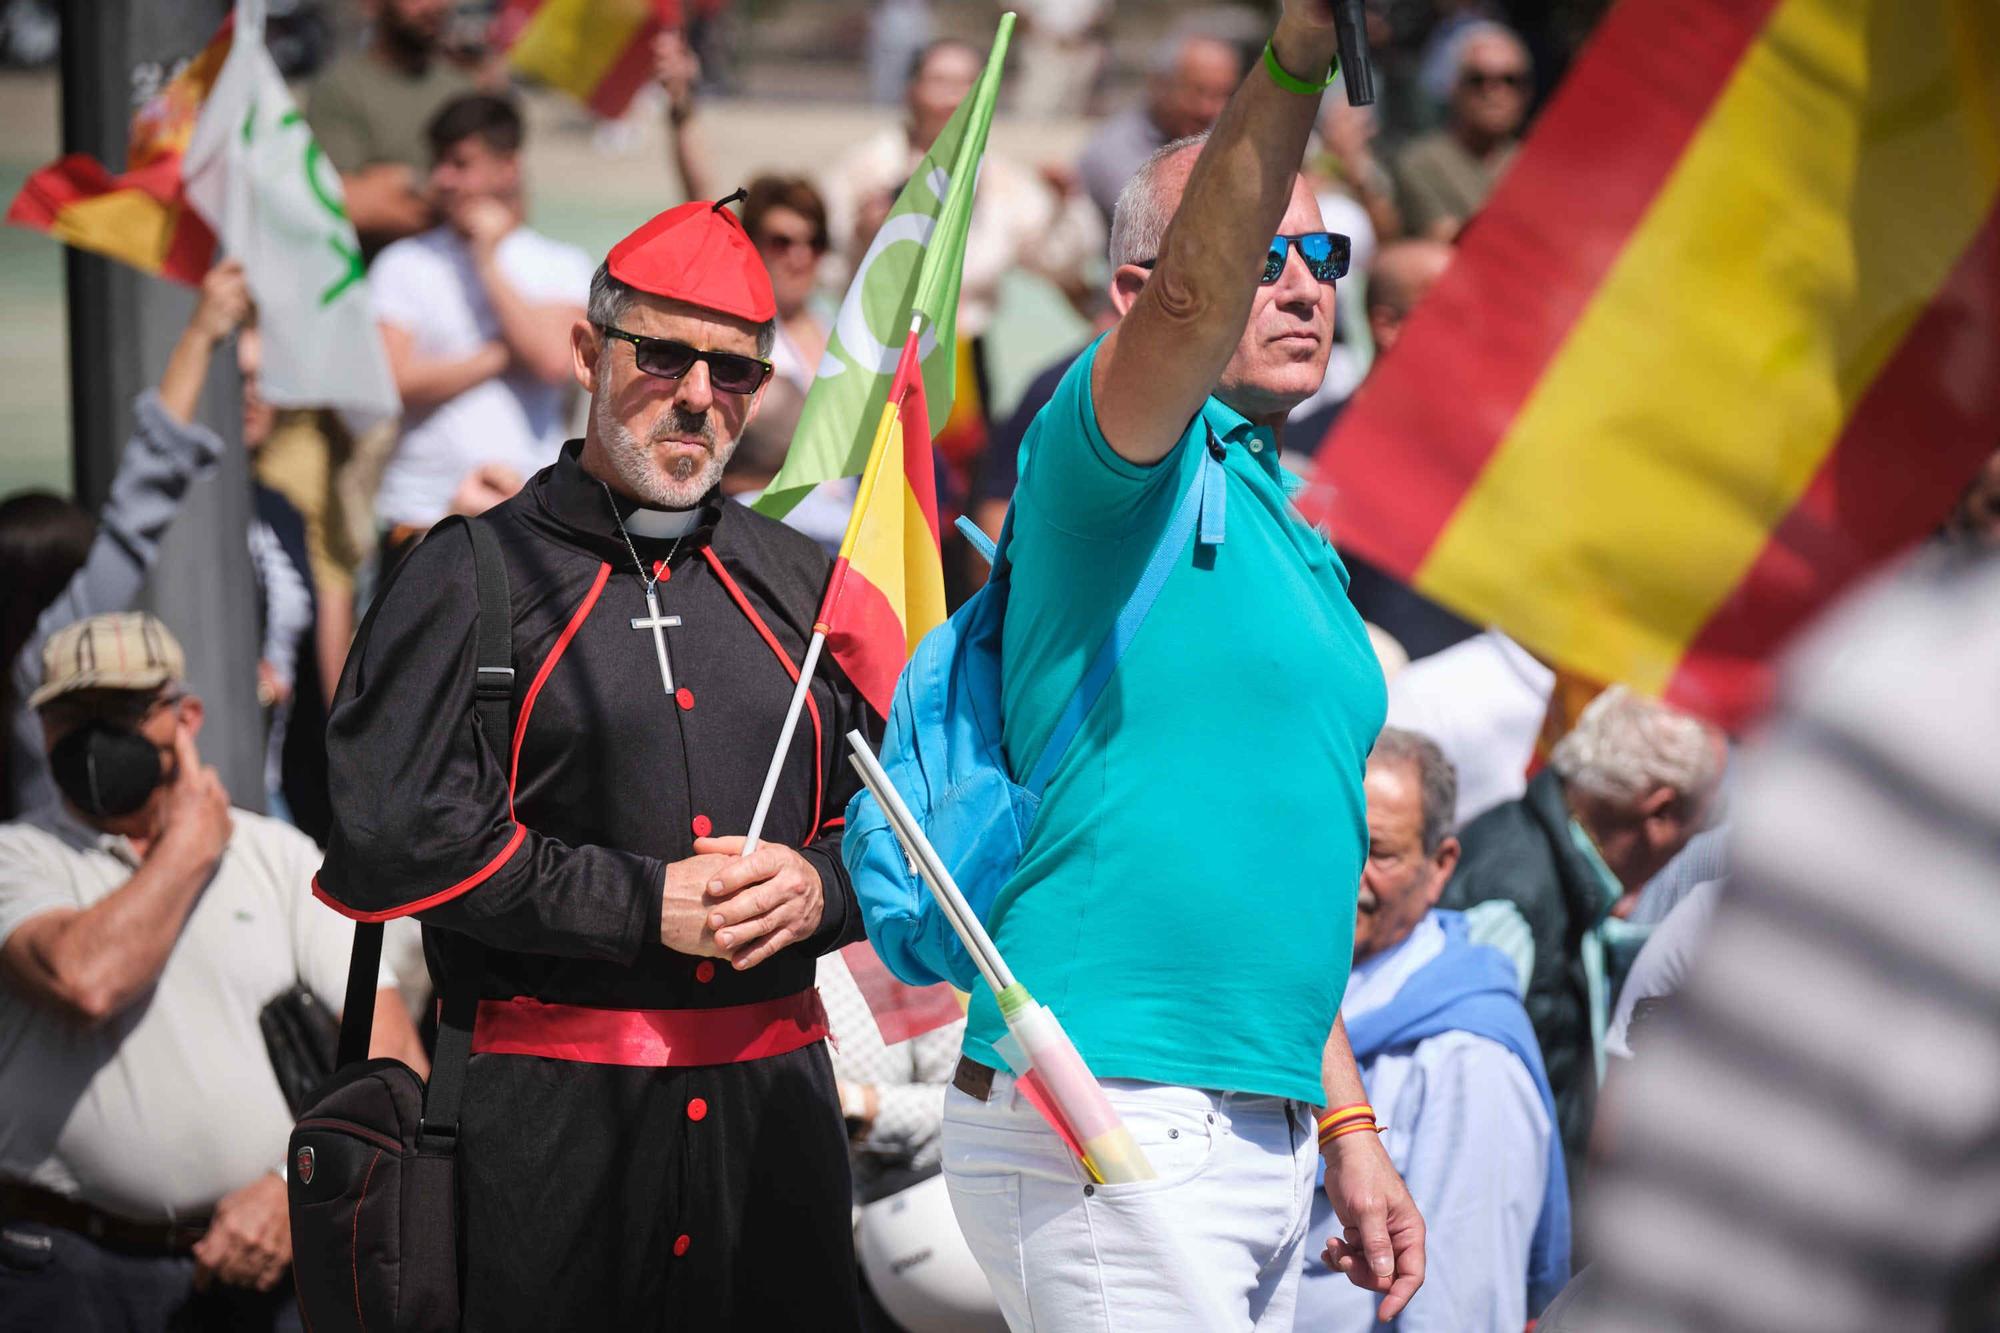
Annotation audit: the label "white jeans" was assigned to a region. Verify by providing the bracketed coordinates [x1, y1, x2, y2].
[941, 1071, 1318, 1331]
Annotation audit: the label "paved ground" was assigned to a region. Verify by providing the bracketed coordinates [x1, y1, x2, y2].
[0, 67, 1097, 497]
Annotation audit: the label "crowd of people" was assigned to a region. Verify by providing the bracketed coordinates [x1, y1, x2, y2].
[2, 1, 1997, 1331]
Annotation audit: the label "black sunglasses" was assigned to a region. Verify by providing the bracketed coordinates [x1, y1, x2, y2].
[1461, 69, 1530, 92]
[1137, 232, 1351, 286]
[598, 327, 773, 395]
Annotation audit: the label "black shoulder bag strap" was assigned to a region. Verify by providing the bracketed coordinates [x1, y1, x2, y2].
[331, 516, 512, 1149]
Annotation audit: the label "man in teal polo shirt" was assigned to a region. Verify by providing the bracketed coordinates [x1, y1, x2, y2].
[938, 3, 1425, 1328]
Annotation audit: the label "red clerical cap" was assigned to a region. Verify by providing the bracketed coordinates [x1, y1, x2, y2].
[605, 192, 776, 324]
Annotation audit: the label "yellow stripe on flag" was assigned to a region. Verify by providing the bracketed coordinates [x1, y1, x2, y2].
[508, 0, 652, 103]
[41, 190, 180, 274]
[1416, 0, 2000, 694]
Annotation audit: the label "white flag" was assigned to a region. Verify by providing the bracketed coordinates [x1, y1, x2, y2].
[182, 0, 398, 424]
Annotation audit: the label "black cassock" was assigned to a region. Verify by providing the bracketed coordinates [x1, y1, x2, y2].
[318, 443, 873, 1330]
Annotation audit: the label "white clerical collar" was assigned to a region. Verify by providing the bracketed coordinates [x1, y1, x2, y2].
[624, 505, 705, 539]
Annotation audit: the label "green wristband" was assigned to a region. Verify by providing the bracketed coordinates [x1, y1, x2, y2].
[1262, 38, 1339, 95]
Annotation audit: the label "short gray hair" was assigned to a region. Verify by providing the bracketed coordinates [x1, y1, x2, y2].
[1549, 686, 1722, 808]
[585, 260, 777, 358]
[1370, 727, 1457, 855]
[1108, 132, 1208, 269]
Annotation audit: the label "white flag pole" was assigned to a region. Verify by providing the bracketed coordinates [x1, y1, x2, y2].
[843, 730, 1013, 996]
[740, 630, 825, 855]
[740, 312, 927, 855]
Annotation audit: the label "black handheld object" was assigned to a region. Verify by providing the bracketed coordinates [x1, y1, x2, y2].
[1333, 0, 1376, 106]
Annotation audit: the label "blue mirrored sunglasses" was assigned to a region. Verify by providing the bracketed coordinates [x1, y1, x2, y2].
[1136, 231, 1351, 285]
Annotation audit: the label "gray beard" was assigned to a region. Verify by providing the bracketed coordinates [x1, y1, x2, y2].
[594, 391, 736, 509]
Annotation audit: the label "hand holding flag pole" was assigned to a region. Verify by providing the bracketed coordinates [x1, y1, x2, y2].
[845, 730, 1156, 1186]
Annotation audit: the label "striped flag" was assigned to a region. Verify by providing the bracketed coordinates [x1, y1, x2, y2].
[819, 327, 947, 716]
[755, 15, 1015, 714]
[493, 0, 673, 119]
[1305, 0, 2000, 731]
[5, 16, 230, 283]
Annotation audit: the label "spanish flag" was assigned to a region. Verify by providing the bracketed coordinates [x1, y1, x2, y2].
[6, 16, 230, 283]
[1306, 0, 2000, 731]
[493, 0, 673, 119]
[760, 16, 1016, 715]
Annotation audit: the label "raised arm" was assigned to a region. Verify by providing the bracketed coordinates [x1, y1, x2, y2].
[457, 200, 583, 386]
[1093, 5, 1339, 464]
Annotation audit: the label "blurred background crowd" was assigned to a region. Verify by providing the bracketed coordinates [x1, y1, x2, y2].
[1, 1, 1995, 1331]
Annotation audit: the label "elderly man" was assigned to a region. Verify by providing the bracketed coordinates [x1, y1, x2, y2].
[0, 613, 418, 1332]
[939, 5, 1424, 1329]
[1443, 686, 1725, 1193]
[1076, 25, 1244, 220]
[315, 198, 875, 1328]
[1299, 730, 1569, 1331]
[1392, 21, 1534, 238]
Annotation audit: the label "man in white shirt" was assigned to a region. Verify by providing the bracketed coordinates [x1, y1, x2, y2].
[1299, 728, 1570, 1331]
[370, 93, 593, 562]
[0, 614, 420, 1332]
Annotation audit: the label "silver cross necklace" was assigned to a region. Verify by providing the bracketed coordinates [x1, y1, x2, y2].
[599, 477, 686, 697]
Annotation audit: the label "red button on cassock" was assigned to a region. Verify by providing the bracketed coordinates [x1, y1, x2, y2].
[687, 1098, 708, 1122]
[694, 961, 716, 983]
[676, 687, 695, 710]
[673, 1234, 690, 1257]
[691, 814, 712, 837]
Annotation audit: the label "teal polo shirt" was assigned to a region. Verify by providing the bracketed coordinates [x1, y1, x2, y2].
[965, 336, 1386, 1104]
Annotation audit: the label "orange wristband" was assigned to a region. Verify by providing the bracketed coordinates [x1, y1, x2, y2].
[1324, 1119, 1381, 1144]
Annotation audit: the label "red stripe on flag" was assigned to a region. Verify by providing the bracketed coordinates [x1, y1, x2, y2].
[839, 940, 962, 1045]
[158, 210, 217, 286]
[1664, 199, 2000, 731]
[898, 347, 943, 549]
[824, 557, 908, 718]
[1303, 0, 1781, 575]
[586, 18, 666, 119]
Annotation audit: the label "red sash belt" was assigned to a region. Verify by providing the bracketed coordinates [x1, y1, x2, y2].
[471, 990, 829, 1067]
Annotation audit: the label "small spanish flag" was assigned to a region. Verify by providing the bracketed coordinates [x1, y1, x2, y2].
[493, 0, 673, 119]
[6, 16, 230, 283]
[1306, 0, 2000, 731]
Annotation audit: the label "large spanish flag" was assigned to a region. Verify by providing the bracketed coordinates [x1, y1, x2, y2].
[493, 0, 674, 119]
[759, 15, 1016, 714]
[6, 16, 230, 283]
[1306, 0, 2000, 731]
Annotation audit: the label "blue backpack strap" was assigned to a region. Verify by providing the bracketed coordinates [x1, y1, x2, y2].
[955, 514, 999, 569]
[1024, 433, 1223, 797]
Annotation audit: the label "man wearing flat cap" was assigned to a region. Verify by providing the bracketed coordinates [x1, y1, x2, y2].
[315, 197, 873, 1327]
[0, 613, 419, 1329]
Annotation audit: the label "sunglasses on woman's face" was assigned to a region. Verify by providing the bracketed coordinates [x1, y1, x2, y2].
[1137, 231, 1352, 286]
[598, 327, 773, 395]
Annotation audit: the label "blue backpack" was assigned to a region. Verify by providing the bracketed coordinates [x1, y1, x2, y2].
[841, 436, 1226, 989]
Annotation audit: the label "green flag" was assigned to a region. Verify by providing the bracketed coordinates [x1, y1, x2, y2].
[754, 12, 1015, 520]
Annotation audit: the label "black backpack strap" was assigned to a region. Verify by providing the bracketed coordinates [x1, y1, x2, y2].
[419, 516, 512, 1146]
[327, 517, 511, 1141]
[334, 920, 384, 1069]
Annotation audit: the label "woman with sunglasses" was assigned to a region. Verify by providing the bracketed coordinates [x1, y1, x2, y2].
[1393, 21, 1535, 240]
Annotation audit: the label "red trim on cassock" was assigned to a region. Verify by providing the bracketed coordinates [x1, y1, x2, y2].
[315, 561, 611, 922]
[699, 547, 826, 840]
[1664, 200, 2000, 731]
[312, 823, 531, 922]
[1302, 0, 1782, 572]
[511, 562, 610, 804]
[471, 990, 830, 1066]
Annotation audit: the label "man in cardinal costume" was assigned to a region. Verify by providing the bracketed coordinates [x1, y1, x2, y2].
[315, 195, 871, 1329]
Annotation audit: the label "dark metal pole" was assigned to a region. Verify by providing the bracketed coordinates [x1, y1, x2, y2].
[59, 0, 266, 811]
